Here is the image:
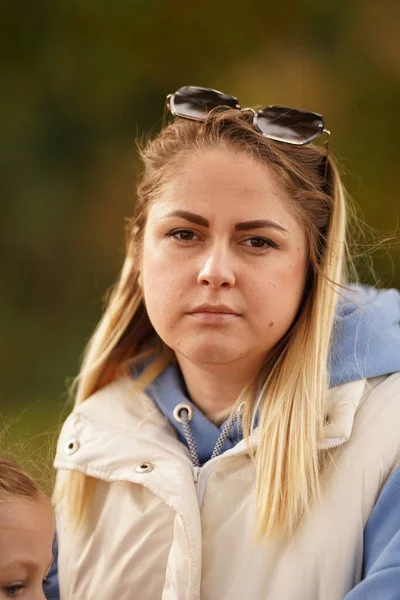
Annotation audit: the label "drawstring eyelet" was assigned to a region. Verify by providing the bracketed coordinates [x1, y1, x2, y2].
[173, 403, 199, 467]
[173, 402, 194, 423]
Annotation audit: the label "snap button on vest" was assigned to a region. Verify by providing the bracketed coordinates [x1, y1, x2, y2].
[64, 439, 80, 455]
[135, 462, 154, 474]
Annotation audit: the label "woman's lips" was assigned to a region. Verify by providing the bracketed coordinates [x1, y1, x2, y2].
[188, 311, 241, 324]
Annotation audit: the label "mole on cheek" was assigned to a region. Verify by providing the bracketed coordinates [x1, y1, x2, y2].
[269, 321, 274, 327]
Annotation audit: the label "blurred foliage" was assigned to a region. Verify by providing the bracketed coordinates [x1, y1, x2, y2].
[0, 0, 399, 472]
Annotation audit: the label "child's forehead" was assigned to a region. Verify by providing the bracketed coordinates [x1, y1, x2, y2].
[0, 496, 53, 571]
[0, 495, 52, 531]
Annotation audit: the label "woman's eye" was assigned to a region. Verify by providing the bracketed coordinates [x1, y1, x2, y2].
[4, 584, 25, 597]
[242, 236, 277, 250]
[167, 229, 197, 242]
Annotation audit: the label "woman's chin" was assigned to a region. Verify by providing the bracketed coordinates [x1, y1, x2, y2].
[175, 342, 244, 366]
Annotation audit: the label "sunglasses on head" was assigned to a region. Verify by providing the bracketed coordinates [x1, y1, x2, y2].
[163, 85, 331, 176]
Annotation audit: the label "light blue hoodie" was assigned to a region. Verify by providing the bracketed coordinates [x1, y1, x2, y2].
[45, 286, 400, 600]
[330, 285, 400, 386]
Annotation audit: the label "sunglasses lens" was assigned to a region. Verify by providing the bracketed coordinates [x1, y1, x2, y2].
[172, 86, 239, 120]
[255, 106, 324, 144]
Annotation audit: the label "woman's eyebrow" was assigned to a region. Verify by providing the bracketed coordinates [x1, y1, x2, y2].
[235, 219, 288, 233]
[163, 210, 209, 227]
[164, 210, 288, 234]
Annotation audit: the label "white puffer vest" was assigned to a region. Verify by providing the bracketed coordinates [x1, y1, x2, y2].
[54, 373, 400, 600]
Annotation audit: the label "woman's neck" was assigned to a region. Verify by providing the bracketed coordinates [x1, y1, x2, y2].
[176, 354, 260, 418]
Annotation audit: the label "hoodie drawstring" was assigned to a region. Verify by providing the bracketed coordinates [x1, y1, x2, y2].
[173, 403, 239, 468]
[177, 406, 200, 467]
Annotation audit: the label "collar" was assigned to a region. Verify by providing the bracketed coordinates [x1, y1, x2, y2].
[55, 374, 370, 480]
[144, 364, 242, 465]
[140, 363, 367, 459]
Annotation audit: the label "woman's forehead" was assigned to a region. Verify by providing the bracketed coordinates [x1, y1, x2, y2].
[149, 147, 296, 224]
[168, 146, 281, 195]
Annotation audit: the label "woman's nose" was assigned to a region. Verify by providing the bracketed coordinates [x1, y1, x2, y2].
[197, 248, 236, 289]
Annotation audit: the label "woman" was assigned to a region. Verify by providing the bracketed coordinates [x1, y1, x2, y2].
[51, 87, 400, 599]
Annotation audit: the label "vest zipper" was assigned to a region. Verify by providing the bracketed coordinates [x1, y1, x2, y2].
[193, 466, 201, 483]
[192, 444, 250, 505]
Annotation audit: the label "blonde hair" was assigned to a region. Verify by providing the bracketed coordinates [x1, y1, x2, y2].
[0, 455, 45, 502]
[60, 109, 349, 539]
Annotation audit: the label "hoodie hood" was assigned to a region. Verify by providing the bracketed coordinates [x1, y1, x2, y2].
[329, 285, 400, 386]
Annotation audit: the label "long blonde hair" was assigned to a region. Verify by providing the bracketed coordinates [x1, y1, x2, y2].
[60, 109, 348, 539]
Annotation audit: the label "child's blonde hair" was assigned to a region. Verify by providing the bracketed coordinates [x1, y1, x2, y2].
[0, 455, 46, 502]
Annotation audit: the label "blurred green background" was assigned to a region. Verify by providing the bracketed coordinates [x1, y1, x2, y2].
[1, 1, 399, 483]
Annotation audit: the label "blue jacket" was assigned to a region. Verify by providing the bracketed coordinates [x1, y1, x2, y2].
[45, 286, 400, 599]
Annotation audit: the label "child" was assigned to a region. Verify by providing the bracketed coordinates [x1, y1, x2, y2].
[0, 456, 54, 599]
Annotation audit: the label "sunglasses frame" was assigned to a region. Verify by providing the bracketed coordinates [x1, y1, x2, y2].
[163, 86, 331, 178]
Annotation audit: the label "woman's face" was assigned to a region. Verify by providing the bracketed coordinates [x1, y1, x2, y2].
[141, 147, 308, 374]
